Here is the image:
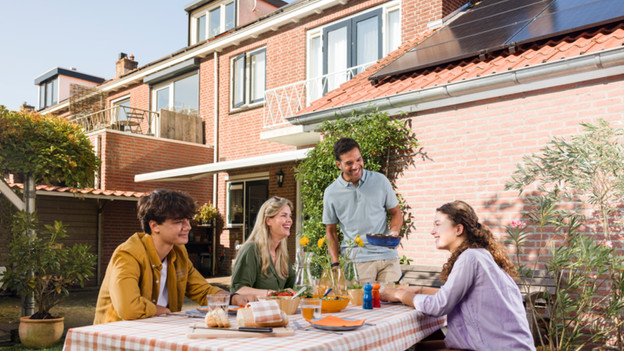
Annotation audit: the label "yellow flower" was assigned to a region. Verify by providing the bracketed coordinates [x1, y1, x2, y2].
[317, 237, 326, 248]
[299, 237, 309, 247]
[355, 235, 364, 247]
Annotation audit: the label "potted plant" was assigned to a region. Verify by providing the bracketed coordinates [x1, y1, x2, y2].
[0, 211, 96, 348]
[194, 202, 219, 225]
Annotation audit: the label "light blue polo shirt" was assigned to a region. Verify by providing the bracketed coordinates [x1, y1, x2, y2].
[322, 169, 399, 262]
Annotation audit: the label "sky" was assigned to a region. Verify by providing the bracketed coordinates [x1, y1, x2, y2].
[0, 1, 190, 111]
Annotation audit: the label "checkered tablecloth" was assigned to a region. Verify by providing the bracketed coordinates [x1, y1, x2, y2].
[63, 303, 445, 351]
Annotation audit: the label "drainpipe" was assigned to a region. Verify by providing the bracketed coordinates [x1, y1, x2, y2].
[96, 200, 108, 284]
[213, 51, 219, 207]
[213, 51, 219, 276]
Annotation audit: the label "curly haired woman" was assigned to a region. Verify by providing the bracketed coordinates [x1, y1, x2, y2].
[381, 201, 535, 351]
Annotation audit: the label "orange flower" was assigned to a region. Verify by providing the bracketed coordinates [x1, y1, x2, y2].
[317, 237, 326, 248]
[299, 237, 309, 247]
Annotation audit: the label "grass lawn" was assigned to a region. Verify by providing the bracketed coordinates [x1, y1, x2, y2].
[0, 277, 230, 349]
[0, 289, 98, 350]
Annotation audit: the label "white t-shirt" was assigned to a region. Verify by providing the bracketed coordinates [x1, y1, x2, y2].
[157, 257, 169, 307]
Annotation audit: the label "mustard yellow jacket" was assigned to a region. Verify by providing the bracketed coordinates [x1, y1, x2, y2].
[94, 233, 222, 324]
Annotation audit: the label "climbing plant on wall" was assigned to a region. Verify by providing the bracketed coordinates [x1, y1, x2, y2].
[295, 109, 426, 275]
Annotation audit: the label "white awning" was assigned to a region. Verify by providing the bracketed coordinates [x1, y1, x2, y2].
[134, 148, 312, 182]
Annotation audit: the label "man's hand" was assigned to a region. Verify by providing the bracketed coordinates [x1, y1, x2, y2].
[155, 305, 171, 316]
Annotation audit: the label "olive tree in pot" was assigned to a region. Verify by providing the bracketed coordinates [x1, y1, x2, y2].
[0, 107, 100, 348]
[1, 211, 96, 348]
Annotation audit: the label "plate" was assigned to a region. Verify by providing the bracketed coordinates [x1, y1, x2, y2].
[308, 317, 365, 331]
[228, 305, 242, 315]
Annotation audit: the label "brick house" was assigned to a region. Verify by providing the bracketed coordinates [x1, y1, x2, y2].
[29, 0, 624, 279]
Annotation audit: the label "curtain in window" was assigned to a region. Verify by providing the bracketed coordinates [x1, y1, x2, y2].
[356, 16, 379, 73]
[250, 50, 266, 103]
[308, 36, 323, 103]
[387, 9, 400, 53]
[233, 55, 246, 107]
[326, 26, 348, 92]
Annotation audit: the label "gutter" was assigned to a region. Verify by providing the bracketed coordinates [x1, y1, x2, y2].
[44, 0, 346, 115]
[287, 46, 624, 125]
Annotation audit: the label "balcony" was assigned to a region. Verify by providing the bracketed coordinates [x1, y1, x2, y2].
[263, 61, 375, 130]
[70, 106, 159, 135]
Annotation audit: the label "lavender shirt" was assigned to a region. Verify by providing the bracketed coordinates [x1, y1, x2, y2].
[413, 249, 535, 351]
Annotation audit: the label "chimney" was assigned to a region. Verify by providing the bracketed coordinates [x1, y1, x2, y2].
[115, 52, 138, 78]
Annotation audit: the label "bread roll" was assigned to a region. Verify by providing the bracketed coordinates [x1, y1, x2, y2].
[236, 307, 289, 327]
[204, 308, 231, 328]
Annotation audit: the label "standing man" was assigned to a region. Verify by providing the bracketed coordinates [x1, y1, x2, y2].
[323, 138, 403, 284]
[94, 189, 250, 324]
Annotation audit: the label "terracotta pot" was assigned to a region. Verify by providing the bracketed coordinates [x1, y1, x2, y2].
[19, 316, 64, 348]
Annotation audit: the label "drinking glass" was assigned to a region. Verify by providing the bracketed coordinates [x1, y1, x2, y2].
[300, 298, 321, 320]
[207, 294, 229, 312]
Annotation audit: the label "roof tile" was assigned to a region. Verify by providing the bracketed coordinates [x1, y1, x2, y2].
[301, 22, 624, 114]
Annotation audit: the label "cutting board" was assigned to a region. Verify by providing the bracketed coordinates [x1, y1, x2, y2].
[186, 323, 295, 339]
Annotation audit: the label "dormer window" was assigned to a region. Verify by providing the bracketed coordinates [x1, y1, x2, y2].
[38, 78, 57, 110]
[191, 1, 235, 44]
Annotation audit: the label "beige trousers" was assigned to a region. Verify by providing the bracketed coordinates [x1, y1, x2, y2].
[355, 258, 401, 284]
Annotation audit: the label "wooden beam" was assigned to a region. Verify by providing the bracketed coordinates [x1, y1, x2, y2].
[0, 178, 24, 211]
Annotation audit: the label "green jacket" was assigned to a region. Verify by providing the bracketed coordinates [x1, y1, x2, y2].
[230, 242, 295, 293]
[94, 233, 222, 324]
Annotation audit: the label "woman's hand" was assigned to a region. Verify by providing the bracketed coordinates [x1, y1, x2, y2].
[380, 287, 415, 307]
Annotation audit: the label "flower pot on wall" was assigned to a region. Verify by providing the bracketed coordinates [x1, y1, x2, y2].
[19, 316, 64, 348]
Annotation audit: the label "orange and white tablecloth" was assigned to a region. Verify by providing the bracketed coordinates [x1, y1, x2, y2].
[63, 303, 445, 351]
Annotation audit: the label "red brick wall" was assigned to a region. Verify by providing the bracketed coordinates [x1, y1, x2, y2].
[90, 130, 213, 202]
[397, 74, 624, 267]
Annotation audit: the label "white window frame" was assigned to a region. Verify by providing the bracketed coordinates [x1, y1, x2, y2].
[190, 1, 236, 44]
[230, 47, 267, 110]
[111, 95, 131, 122]
[150, 71, 199, 137]
[305, 1, 401, 84]
[384, 4, 402, 56]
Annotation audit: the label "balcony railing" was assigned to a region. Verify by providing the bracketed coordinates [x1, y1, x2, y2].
[69, 106, 159, 135]
[263, 62, 375, 129]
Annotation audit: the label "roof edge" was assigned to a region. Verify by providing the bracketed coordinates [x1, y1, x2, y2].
[288, 46, 624, 125]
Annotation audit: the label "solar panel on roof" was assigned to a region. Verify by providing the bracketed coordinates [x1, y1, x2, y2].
[370, 0, 624, 82]
[509, 0, 624, 44]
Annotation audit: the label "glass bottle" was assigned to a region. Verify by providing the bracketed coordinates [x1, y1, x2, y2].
[343, 248, 359, 286]
[295, 251, 314, 289]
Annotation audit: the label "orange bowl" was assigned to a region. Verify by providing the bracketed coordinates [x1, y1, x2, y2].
[267, 296, 300, 315]
[310, 295, 349, 313]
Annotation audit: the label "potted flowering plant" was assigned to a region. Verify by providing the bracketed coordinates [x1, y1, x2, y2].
[194, 202, 219, 225]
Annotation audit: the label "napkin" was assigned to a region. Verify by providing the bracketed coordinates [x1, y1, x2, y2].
[308, 315, 365, 327]
[246, 300, 283, 324]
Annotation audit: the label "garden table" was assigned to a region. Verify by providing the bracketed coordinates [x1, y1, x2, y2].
[63, 302, 444, 351]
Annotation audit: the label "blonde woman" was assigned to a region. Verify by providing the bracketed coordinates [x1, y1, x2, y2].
[231, 196, 296, 299]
